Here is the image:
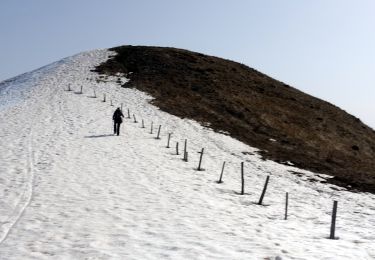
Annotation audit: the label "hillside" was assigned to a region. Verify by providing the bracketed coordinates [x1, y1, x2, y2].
[95, 45, 375, 193]
[1, 48, 375, 258]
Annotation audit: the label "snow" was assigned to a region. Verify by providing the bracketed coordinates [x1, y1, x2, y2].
[0, 49, 375, 259]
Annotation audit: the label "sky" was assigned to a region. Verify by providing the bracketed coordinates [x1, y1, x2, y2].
[1, 0, 374, 127]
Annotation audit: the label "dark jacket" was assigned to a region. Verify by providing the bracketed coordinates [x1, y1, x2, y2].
[113, 108, 124, 123]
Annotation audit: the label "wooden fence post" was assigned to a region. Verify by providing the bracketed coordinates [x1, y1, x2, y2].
[80, 85, 83, 94]
[93, 90, 96, 98]
[183, 139, 187, 161]
[103, 93, 106, 102]
[176, 142, 179, 155]
[217, 161, 226, 183]
[127, 109, 131, 119]
[329, 201, 338, 239]
[67, 84, 71, 91]
[285, 192, 289, 220]
[156, 125, 161, 139]
[166, 133, 171, 148]
[141, 119, 145, 128]
[133, 114, 137, 123]
[185, 152, 188, 162]
[197, 148, 204, 171]
[258, 176, 270, 205]
[241, 162, 245, 195]
[110, 100, 113, 106]
[150, 122, 153, 134]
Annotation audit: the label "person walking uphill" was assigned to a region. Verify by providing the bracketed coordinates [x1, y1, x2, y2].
[112, 107, 124, 136]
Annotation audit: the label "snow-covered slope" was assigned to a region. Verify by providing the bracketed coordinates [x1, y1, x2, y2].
[0, 49, 374, 259]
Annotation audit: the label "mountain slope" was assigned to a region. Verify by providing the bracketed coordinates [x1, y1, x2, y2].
[95, 45, 375, 193]
[0, 49, 374, 259]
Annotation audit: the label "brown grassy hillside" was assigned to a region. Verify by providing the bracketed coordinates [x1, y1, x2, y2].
[95, 45, 375, 193]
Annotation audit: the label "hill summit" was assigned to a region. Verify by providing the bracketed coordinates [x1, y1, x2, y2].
[95, 45, 375, 193]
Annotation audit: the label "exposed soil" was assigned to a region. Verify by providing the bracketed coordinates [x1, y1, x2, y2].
[95, 45, 375, 193]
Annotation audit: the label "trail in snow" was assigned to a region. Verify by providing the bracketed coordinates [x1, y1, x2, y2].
[0, 49, 375, 259]
[0, 126, 34, 245]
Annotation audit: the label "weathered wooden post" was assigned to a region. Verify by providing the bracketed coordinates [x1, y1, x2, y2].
[185, 152, 188, 162]
[133, 114, 137, 123]
[197, 148, 204, 171]
[110, 100, 113, 106]
[183, 139, 187, 161]
[285, 192, 289, 220]
[217, 161, 226, 183]
[241, 162, 245, 195]
[127, 108, 131, 119]
[80, 85, 83, 94]
[176, 142, 179, 155]
[103, 93, 106, 102]
[141, 119, 145, 128]
[93, 90, 97, 98]
[166, 133, 171, 148]
[156, 125, 161, 139]
[258, 176, 270, 205]
[67, 84, 71, 91]
[329, 201, 338, 239]
[150, 122, 153, 134]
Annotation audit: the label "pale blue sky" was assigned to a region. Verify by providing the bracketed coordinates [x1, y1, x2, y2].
[1, 1, 374, 127]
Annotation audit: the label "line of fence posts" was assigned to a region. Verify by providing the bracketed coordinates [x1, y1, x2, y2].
[217, 161, 226, 183]
[144, 124, 340, 240]
[146, 122, 339, 241]
[101, 108, 340, 242]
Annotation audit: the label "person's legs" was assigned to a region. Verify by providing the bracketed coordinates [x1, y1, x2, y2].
[117, 123, 121, 136]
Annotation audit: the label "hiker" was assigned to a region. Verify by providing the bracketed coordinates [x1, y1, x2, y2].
[112, 107, 124, 136]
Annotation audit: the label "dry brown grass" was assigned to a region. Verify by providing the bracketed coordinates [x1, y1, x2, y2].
[95, 45, 375, 193]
